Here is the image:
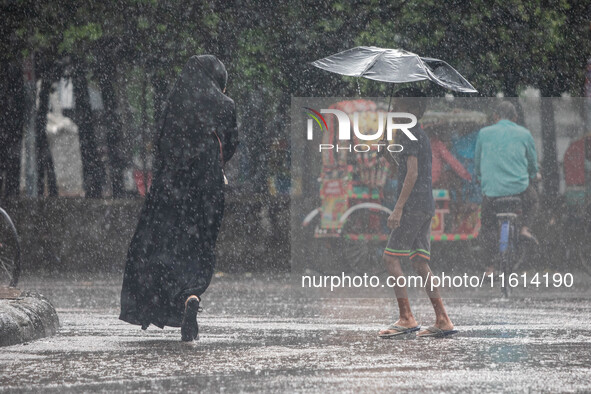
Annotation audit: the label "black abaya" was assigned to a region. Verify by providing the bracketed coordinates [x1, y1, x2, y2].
[119, 55, 238, 329]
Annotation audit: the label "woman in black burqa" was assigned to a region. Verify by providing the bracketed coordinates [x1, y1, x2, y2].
[119, 55, 238, 341]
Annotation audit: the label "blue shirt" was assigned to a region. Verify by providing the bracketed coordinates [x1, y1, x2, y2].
[452, 130, 482, 203]
[452, 130, 478, 161]
[475, 120, 538, 197]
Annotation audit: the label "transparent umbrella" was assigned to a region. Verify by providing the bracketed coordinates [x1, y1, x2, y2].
[311, 46, 477, 93]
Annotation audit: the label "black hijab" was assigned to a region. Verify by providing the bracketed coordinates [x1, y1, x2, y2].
[156, 55, 233, 169]
[194, 55, 227, 92]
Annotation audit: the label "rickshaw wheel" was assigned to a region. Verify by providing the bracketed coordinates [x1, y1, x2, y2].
[0, 207, 20, 288]
[337, 209, 389, 276]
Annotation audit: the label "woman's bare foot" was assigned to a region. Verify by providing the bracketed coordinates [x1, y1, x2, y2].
[185, 295, 200, 306]
[378, 317, 419, 336]
[181, 295, 201, 342]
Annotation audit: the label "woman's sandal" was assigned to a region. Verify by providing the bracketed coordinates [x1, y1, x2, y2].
[181, 295, 202, 342]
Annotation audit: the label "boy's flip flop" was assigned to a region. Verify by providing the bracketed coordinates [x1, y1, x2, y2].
[378, 324, 421, 339]
[416, 326, 458, 338]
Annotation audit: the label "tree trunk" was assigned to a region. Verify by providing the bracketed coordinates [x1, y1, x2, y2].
[503, 79, 525, 124]
[97, 58, 125, 198]
[140, 73, 149, 195]
[152, 71, 167, 128]
[240, 88, 267, 193]
[0, 60, 25, 197]
[539, 93, 560, 201]
[35, 77, 58, 197]
[73, 61, 104, 198]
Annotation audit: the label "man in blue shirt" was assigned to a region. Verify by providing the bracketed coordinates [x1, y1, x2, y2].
[475, 101, 540, 256]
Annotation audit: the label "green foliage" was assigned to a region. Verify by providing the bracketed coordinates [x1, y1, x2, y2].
[2, 0, 587, 188]
[5, 0, 590, 96]
[59, 23, 103, 53]
[4, 0, 590, 120]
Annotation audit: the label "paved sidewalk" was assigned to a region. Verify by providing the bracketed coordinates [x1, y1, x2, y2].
[1, 273, 590, 392]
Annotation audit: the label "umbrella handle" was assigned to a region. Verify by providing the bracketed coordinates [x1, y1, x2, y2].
[387, 84, 395, 111]
[381, 84, 395, 147]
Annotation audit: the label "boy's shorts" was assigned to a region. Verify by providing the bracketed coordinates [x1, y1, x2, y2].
[384, 210, 433, 261]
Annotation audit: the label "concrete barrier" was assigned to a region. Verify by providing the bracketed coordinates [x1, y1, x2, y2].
[0, 291, 59, 347]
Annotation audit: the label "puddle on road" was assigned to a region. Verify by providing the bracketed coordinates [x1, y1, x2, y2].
[2, 275, 590, 392]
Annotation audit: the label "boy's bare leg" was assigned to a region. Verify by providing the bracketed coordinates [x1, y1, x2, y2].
[411, 259, 454, 334]
[379, 254, 418, 335]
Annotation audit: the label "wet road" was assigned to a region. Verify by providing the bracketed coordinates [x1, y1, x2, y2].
[1, 273, 591, 393]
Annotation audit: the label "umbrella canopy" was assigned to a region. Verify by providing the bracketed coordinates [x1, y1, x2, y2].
[311, 46, 477, 93]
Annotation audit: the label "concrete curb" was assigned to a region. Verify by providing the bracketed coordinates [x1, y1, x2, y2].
[0, 291, 60, 347]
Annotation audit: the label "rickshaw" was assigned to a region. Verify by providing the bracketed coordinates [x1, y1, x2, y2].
[301, 99, 487, 274]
